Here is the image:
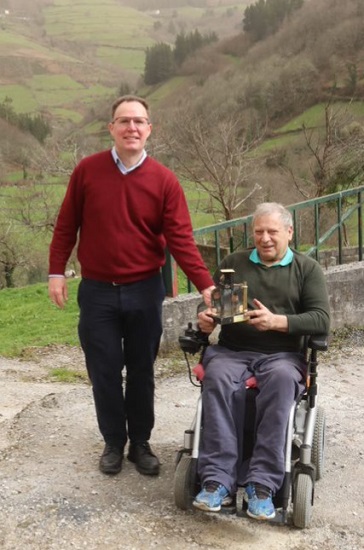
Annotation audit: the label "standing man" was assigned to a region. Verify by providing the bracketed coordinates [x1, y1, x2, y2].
[193, 202, 330, 519]
[48, 95, 214, 477]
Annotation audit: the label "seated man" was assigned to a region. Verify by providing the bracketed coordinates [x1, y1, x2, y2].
[193, 202, 330, 520]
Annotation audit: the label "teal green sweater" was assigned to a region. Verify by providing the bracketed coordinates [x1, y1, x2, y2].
[214, 250, 330, 354]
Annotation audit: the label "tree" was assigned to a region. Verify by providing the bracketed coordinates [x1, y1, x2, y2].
[265, 57, 320, 120]
[0, 224, 28, 288]
[243, 0, 268, 41]
[0, 97, 51, 144]
[10, 181, 60, 233]
[243, 0, 304, 41]
[144, 43, 175, 85]
[286, 102, 364, 199]
[118, 81, 132, 97]
[174, 32, 191, 66]
[281, 100, 364, 245]
[346, 63, 358, 96]
[0, 135, 92, 287]
[158, 106, 264, 228]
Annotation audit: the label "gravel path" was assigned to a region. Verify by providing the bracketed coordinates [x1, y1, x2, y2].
[0, 339, 363, 550]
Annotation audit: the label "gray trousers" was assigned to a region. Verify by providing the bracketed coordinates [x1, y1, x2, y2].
[198, 345, 307, 495]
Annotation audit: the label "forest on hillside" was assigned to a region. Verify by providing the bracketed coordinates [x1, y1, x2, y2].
[142, 0, 305, 85]
[153, 0, 364, 219]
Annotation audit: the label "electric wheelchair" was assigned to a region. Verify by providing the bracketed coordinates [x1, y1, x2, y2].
[174, 322, 328, 529]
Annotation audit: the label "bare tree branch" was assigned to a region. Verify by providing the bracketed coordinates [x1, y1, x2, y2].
[158, 107, 265, 222]
[284, 100, 364, 198]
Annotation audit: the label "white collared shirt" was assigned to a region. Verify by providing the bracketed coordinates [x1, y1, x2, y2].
[111, 146, 147, 174]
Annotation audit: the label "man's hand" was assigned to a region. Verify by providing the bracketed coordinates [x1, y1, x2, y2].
[197, 308, 216, 334]
[201, 285, 215, 307]
[245, 298, 288, 332]
[48, 277, 68, 309]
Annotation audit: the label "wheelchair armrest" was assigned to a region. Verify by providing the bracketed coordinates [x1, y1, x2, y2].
[307, 334, 329, 352]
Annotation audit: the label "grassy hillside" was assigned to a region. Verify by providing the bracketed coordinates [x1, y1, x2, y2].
[258, 101, 364, 153]
[275, 102, 364, 134]
[151, 0, 364, 212]
[0, 1, 153, 122]
[0, 279, 80, 357]
[0, 0, 249, 124]
[1, 0, 362, 129]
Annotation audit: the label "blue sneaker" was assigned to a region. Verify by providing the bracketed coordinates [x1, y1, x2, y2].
[244, 483, 275, 520]
[193, 481, 232, 512]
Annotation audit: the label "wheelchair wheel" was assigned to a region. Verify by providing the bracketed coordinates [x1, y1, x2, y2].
[174, 448, 184, 469]
[312, 405, 326, 480]
[174, 455, 199, 510]
[292, 473, 313, 529]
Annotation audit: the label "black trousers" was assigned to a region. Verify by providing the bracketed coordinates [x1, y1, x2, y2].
[77, 274, 165, 448]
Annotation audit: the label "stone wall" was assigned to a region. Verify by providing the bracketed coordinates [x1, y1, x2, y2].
[318, 247, 364, 268]
[160, 261, 364, 351]
[324, 261, 364, 329]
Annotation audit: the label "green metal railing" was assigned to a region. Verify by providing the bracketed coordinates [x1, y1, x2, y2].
[163, 185, 364, 296]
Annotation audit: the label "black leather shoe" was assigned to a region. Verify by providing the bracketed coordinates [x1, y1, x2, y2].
[99, 444, 123, 475]
[127, 442, 160, 476]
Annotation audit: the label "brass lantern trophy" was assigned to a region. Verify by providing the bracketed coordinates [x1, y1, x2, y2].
[210, 269, 248, 325]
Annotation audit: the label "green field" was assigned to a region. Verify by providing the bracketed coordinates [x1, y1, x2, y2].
[97, 47, 146, 72]
[276, 101, 364, 133]
[0, 0, 156, 121]
[0, 0, 250, 124]
[0, 280, 80, 357]
[43, 0, 154, 66]
[0, 80, 114, 122]
[0, 28, 76, 62]
[170, 3, 248, 21]
[143, 76, 190, 105]
[183, 180, 218, 228]
[257, 100, 364, 153]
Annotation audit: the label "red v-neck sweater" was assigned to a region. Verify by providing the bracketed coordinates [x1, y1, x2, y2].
[49, 150, 214, 291]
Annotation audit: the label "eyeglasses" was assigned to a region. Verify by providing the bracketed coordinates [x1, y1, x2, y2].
[111, 116, 150, 128]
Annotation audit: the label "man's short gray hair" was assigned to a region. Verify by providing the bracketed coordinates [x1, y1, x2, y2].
[253, 202, 293, 228]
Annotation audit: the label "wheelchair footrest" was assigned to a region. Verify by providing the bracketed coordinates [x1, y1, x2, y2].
[218, 495, 237, 515]
[237, 507, 289, 525]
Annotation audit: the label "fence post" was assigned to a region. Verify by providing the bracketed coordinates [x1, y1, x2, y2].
[162, 249, 178, 297]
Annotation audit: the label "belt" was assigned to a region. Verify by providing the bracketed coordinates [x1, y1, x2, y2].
[82, 278, 133, 287]
[82, 272, 160, 287]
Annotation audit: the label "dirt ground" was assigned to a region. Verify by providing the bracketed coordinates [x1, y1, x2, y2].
[0, 336, 363, 550]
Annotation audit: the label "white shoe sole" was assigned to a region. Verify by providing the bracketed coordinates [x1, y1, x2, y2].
[246, 508, 276, 520]
[193, 496, 233, 513]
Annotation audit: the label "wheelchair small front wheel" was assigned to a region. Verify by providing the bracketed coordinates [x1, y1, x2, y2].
[292, 473, 314, 529]
[174, 455, 199, 510]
